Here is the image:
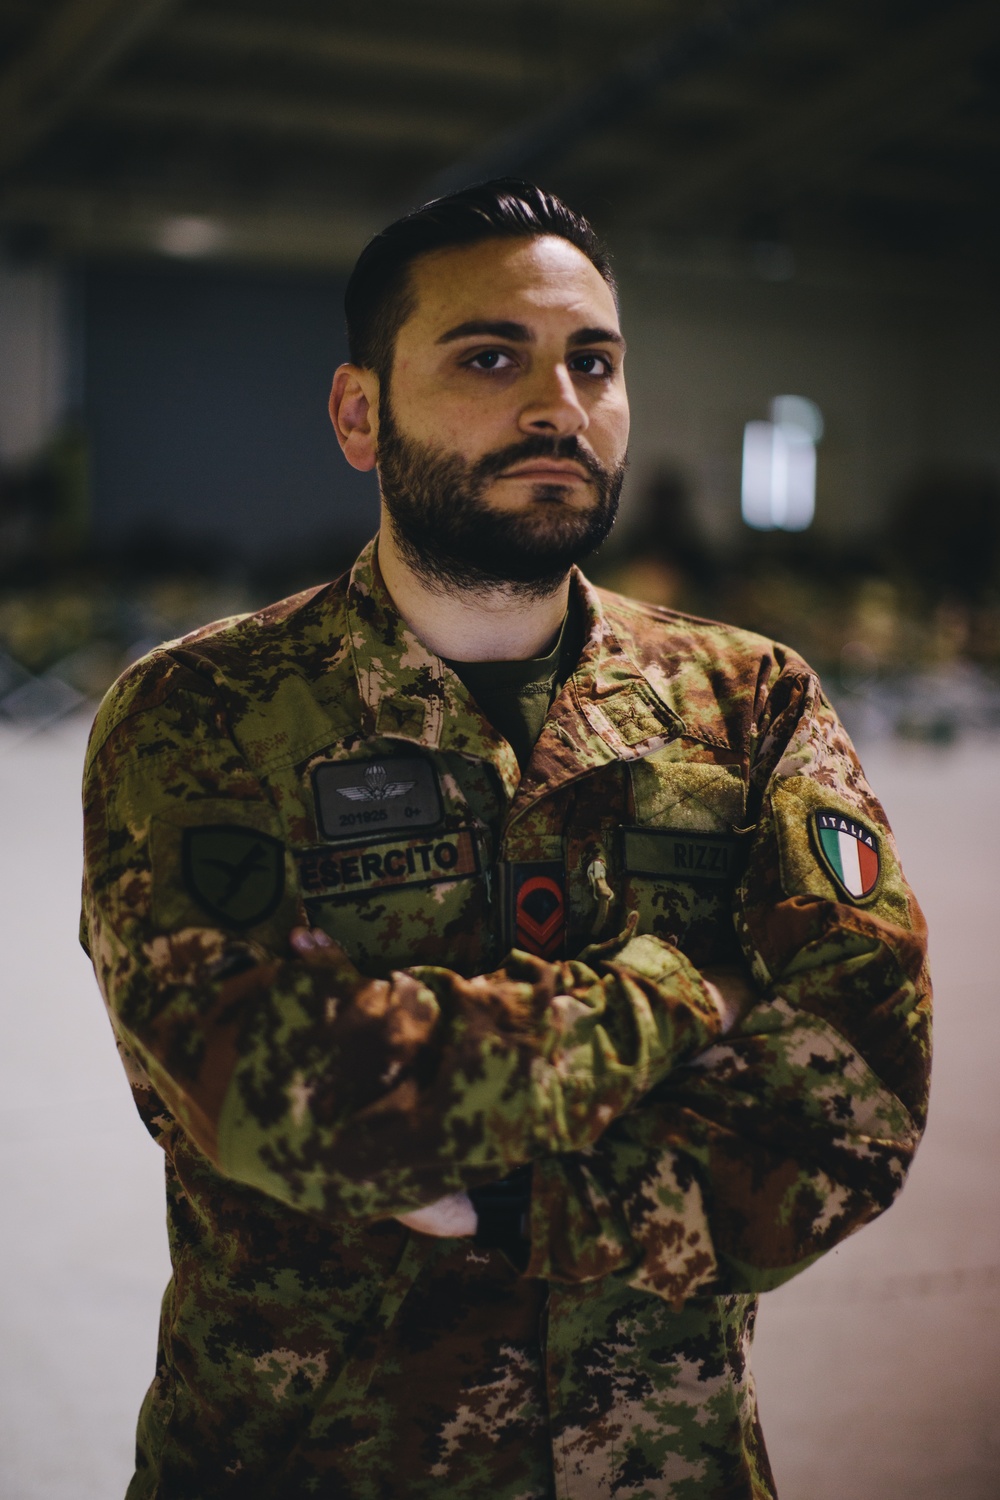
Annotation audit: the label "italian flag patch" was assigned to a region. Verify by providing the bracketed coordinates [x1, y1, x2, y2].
[813, 809, 880, 900]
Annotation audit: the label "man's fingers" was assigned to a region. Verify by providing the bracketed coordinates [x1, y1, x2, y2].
[702, 967, 755, 1034]
[396, 1193, 478, 1238]
[290, 925, 337, 952]
[290, 926, 352, 966]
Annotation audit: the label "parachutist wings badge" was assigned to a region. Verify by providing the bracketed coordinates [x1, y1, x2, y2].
[312, 755, 443, 840]
[336, 762, 416, 803]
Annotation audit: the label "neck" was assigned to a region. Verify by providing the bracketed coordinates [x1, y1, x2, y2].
[376, 521, 571, 662]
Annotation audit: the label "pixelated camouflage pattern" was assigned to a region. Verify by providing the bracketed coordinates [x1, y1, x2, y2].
[81, 538, 931, 1498]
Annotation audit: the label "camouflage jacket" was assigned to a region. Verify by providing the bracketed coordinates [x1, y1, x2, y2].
[81, 539, 931, 1500]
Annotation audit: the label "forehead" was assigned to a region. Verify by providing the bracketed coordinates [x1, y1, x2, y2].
[401, 234, 620, 340]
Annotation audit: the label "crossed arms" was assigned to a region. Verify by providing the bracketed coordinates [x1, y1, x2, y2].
[81, 658, 930, 1303]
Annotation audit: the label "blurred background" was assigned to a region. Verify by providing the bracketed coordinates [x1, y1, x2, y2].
[1, 2, 998, 1497]
[2, 0, 1000, 732]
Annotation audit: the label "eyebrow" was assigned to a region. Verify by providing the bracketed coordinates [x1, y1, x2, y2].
[435, 318, 625, 351]
[436, 319, 530, 344]
[568, 326, 625, 351]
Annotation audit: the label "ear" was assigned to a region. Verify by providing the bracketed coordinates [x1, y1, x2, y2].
[329, 364, 379, 472]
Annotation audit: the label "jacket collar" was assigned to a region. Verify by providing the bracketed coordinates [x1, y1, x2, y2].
[344, 538, 685, 796]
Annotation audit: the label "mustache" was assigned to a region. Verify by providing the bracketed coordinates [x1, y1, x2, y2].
[470, 434, 609, 483]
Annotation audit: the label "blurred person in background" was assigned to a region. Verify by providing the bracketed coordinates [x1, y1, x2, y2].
[885, 465, 1000, 674]
[602, 464, 716, 612]
[81, 180, 931, 1499]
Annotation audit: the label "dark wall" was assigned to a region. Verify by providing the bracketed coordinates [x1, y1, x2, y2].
[82, 259, 379, 570]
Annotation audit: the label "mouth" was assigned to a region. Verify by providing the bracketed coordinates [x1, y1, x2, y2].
[498, 462, 592, 483]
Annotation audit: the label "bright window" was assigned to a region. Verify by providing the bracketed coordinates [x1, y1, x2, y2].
[741, 396, 823, 531]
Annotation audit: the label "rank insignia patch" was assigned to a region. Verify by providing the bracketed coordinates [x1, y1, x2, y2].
[182, 825, 285, 927]
[812, 809, 880, 901]
[507, 861, 566, 960]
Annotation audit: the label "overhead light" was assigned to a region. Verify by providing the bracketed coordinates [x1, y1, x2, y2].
[769, 394, 824, 442]
[741, 395, 823, 531]
[154, 216, 224, 258]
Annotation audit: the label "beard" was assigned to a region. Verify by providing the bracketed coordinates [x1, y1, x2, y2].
[375, 394, 626, 599]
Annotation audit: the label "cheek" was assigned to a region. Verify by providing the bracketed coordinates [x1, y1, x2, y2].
[591, 398, 630, 462]
[403, 391, 517, 454]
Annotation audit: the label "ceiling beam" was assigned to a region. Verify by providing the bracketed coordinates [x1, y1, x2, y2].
[6, 180, 994, 298]
[933, 120, 1000, 154]
[840, 165, 995, 209]
[646, 0, 1000, 221]
[0, 0, 181, 175]
[92, 83, 478, 153]
[0, 182, 377, 268]
[420, 0, 801, 199]
[167, 13, 547, 89]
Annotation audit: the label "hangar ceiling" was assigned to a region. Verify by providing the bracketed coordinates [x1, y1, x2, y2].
[0, 0, 998, 273]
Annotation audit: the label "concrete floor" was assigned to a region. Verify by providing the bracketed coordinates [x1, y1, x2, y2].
[1, 715, 997, 1499]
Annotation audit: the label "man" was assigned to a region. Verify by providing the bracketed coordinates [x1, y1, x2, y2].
[81, 180, 931, 1500]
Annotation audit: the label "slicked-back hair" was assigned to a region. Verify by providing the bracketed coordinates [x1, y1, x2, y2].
[344, 178, 616, 386]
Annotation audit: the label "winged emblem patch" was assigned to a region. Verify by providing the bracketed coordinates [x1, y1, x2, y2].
[312, 756, 444, 841]
[336, 762, 416, 803]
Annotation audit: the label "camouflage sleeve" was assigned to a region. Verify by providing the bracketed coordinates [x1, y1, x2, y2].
[81, 666, 724, 1223]
[522, 666, 931, 1302]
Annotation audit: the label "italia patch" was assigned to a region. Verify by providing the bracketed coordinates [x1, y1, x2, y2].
[812, 809, 880, 901]
[506, 861, 566, 960]
[313, 756, 443, 843]
[182, 825, 285, 928]
[296, 827, 480, 896]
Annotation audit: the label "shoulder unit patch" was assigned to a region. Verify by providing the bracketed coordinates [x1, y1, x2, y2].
[811, 809, 880, 901]
[182, 825, 285, 928]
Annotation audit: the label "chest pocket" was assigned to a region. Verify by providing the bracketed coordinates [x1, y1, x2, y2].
[294, 751, 495, 979]
[622, 756, 748, 967]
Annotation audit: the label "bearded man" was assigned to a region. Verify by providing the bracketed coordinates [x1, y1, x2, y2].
[81, 180, 931, 1499]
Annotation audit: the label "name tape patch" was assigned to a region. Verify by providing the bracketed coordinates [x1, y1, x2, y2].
[296, 828, 480, 897]
[621, 826, 742, 883]
[313, 756, 443, 843]
[812, 809, 880, 900]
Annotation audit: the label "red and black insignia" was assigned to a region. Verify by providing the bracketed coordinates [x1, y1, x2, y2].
[507, 861, 566, 960]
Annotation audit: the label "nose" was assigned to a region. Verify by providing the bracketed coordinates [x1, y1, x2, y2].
[518, 361, 588, 438]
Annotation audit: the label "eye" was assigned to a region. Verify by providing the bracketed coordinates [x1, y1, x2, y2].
[464, 349, 518, 372]
[569, 352, 614, 378]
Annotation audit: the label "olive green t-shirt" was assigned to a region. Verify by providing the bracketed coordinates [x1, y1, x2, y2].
[444, 599, 584, 772]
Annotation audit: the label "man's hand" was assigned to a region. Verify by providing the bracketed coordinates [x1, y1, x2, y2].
[287, 926, 746, 1225]
[291, 927, 479, 1237]
[396, 1193, 478, 1237]
[701, 967, 755, 1035]
[290, 924, 351, 964]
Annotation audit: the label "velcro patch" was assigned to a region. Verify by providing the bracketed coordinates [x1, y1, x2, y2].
[506, 861, 566, 960]
[812, 809, 880, 901]
[295, 828, 480, 896]
[182, 825, 285, 928]
[771, 779, 909, 927]
[312, 756, 443, 843]
[621, 826, 742, 883]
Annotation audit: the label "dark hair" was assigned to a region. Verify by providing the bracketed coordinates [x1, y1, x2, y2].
[344, 178, 615, 383]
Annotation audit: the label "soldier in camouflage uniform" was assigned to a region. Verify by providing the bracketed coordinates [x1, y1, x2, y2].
[81, 181, 931, 1499]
